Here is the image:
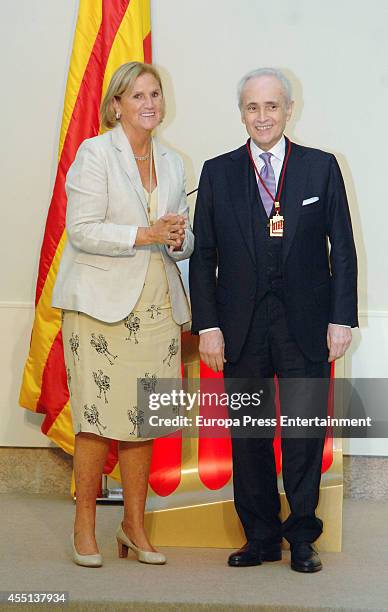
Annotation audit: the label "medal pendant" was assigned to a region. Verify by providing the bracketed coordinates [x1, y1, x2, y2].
[270, 213, 284, 237]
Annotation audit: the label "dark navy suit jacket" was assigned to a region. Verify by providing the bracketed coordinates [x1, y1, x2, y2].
[189, 138, 358, 363]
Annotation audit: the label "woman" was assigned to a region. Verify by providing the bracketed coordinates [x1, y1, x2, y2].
[52, 62, 193, 567]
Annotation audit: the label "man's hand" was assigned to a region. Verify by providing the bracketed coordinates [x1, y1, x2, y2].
[199, 329, 226, 372]
[327, 323, 352, 363]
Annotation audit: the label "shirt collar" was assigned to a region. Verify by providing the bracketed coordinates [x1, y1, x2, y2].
[250, 135, 286, 162]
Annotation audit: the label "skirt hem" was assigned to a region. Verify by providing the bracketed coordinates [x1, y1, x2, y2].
[74, 427, 154, 442]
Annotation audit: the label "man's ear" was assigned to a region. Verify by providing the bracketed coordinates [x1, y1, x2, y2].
[286, 100, 294, 121]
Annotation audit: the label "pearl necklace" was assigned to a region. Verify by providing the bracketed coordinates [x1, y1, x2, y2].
[134, 151, 150, 161]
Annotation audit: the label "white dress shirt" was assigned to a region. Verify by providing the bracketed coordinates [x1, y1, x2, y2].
[250, 135, 286, 191]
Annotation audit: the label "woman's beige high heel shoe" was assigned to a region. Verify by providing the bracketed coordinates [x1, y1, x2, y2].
[70, 533, 103, 567]
[116, 524, 166, 565]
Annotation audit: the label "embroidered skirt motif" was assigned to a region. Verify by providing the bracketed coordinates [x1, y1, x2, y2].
[62, 249, 181, 441]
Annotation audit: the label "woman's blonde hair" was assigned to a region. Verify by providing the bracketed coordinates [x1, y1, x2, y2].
[100, 62, 164, 130]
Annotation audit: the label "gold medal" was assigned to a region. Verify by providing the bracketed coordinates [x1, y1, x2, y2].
[269, 202, 284, 237]
[270, 213, 284, 237]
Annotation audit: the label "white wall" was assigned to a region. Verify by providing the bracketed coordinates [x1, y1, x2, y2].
[1, 0, 387, 453]
[0, 0, 79, 447]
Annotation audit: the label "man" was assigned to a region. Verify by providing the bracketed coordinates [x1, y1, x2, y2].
[189, 68, 357, 573]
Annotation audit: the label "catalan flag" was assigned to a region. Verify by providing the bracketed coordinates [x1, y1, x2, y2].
[19, 0, 153, 484]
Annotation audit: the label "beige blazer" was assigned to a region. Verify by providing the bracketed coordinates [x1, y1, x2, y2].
[52, 125, 193, 324]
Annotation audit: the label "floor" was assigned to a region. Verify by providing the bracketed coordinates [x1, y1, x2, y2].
[0, 494, 387, 611]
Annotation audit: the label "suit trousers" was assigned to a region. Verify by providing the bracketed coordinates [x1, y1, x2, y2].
[223, 292, 331, 544]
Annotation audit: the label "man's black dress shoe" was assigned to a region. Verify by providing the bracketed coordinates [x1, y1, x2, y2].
[228, 541, 282, 567]
[290, 542, 322, 573]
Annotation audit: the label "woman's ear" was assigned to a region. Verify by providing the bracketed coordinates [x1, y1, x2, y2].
[112, 96, 119, 113]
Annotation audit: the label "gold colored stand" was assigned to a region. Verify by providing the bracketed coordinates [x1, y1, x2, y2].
[144, 335, 343, 552]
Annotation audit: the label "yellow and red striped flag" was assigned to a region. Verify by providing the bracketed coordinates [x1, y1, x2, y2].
[19, 0, 152, 481]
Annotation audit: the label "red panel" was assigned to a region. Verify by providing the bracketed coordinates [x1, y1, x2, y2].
[198, 362, 232, 489]
[321, 362, 335, 473]
[149, 433, 182, 496]
[104, 439, 119, 474]
[273, 377, 282, 474]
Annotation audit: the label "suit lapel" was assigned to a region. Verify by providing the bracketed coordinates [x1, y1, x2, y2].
[111, 125, 148, 213]
[153, 139, 170, 217]
[281, 140, 309, 262]
[227, 146, 256, 267]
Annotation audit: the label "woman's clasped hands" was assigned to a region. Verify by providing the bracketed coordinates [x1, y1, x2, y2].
[151, 213, 186, 249]
[136, 213, 185, 250]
